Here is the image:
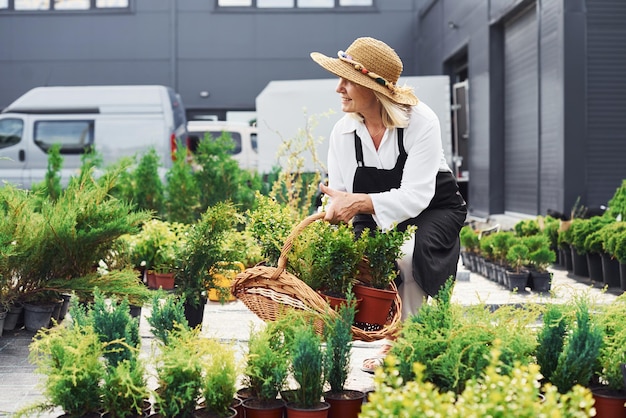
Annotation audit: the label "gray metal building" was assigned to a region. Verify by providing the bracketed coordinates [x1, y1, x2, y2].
[1, 0, 624, 219]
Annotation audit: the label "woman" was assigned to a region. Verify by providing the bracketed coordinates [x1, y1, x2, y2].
[310, 37, 467, 371]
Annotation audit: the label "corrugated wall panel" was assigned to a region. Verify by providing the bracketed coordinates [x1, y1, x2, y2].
[504, 4, 539, 214]
[539, 0, 562, 213]
[586, 0, 626, 206]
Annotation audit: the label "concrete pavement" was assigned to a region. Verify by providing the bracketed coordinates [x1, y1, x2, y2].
[1, 260, 621, 417]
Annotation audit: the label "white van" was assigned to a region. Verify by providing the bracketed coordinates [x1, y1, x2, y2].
[186, 120, 258, 171]
[0, 85, 188, 189]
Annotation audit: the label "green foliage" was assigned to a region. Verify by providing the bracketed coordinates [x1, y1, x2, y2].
[243, 323, 289, 402]
[535, 304, 568, 387]
[523, 235, 556, 272]
[490, 230, 516, 265]
[91, 289, 140, 367]
[478, 232, 496, 261]
[459, 225, 479, 253]
[246, 193, 296, 267]
[607, 179, 626, 220]
[360, 348, 595, 418]
[361, 225, 413, 289]
[26, 322, 105, 416]
[0, 164, 151, 304]
[506, 240, 529, 273]
[165, 147, 201, 224]
[201, 340, 238, 417]
[391, 278, 538, 394]
[121, 219, 189, 272]
[289, 322, 325, 408]
[584, 218, 616, 254]
[31, 142, 63, 201]
[290, 220, 363, 295]
[549, 295, 603, 393]
[101, 358, 149, 418]
[323, 290, 356, 393]
[602, 221, 626, 263]
[175, 202, 241, 308]
[154, 326, 205, 418]
[147, 292, 189, 345]
[596, 293, 626, 391]
[132, 147, 165, 217]
[193, 131, 262, 215]
[513, 218, 540, 237]
[541, 215, 561, 250]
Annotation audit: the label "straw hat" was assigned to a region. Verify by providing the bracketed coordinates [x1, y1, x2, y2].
[310, 37, 418, 106]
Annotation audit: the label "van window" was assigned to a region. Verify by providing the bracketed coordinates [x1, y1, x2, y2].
[34, 120, 95, 154]
[188, 131, 242, 155]
[0, 118, 23, 149]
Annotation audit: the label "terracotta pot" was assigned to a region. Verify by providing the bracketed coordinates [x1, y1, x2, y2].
[591, 387, 626, 418]
[146, 271, 157, 289]
[324, 390, 365, 418]
[154, 272, 175, 290]
[284, 402, 330, 418]
[317, 292, 362, 312]
[352, 284, 396, 326]
[242, 398, 285, 418]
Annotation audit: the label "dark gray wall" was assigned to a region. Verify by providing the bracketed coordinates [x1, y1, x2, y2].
[418, 0, 626, 218]
[0, 0, 421, 115]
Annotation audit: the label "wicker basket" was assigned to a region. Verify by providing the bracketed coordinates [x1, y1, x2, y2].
[230, 212, 402, 342]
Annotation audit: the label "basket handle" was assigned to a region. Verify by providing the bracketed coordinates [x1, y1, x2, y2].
[272, 211, 326, 279]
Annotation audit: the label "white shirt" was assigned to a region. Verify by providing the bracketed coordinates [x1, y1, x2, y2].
[326, 101, 451, 231]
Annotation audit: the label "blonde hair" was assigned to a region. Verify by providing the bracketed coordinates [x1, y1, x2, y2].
[350, 90, 411, 128]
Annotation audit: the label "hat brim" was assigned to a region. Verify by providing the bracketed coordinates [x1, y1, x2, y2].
[310, 52, 418, 106]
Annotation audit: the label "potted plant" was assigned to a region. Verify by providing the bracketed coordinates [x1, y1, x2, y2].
[241, 322, 289, 418]
[175, 202, 241, 329]
[197, 340, 239, 418]
[390, 278, 538, 395]
[489, 230, 515, 285]
[593, 293, 626, 417]
[459, 225, 479, 270]
[18, 320, 105, 417]
[146, 291, 189, 345]
[152, 325, 205, 418]
[505, 238, 530, 291]
[125, 219, 189, 290]
[322, 290, 365, 418]
[603, 221, 626, 290]
[352, 225, 412, 326]
[524, 234, 556, 292]
[535, 296, 603, 394]
[246, 193, 297, 267]
[359, 347, 595, 417]
[285, 321, 330, 417]
[289, 220, 364, 305]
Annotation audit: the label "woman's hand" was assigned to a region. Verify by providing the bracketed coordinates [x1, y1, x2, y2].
[319, 183, 374, 223]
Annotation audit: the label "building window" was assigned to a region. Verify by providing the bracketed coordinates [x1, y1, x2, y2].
[0, 0, 129, 11]
[217, 0, 373, 8]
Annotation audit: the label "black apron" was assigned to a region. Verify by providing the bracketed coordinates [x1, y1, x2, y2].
[351, 129, 467, 297]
